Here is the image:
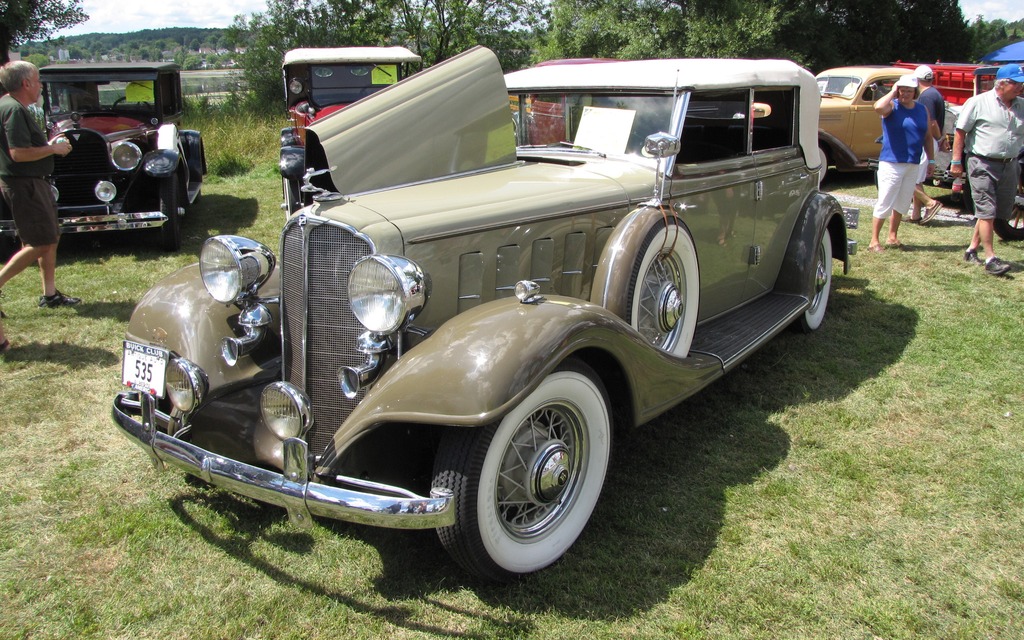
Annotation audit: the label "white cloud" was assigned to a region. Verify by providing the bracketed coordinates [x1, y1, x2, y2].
[959, 0, 1023, 22]
[54, 0, 269, 37]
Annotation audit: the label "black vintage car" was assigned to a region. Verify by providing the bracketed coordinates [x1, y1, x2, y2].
[0, 62, 206, 256]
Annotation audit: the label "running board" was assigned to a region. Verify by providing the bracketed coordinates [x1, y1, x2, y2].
[690, 293, 807, 371]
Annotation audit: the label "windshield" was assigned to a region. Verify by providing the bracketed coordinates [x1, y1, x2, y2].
[308, 64, 400, 107]
[509, 92, 675, 155]
[45, 78, 157, 114]
[817, 75, 861, 98]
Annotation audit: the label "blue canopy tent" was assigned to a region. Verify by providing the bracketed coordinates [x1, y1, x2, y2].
[981, 41, 1024, 62]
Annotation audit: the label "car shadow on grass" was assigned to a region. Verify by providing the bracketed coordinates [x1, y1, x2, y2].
[0, 340, 120, 367]
[167, 489, 526, 638]
[164, 275, 917, 625]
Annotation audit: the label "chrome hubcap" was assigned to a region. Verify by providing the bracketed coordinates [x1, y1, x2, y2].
[530, 442, 571, 503]
[495, 403, 584, 538]
[658, 283, 682, 333]
[637, 252, 684, 349]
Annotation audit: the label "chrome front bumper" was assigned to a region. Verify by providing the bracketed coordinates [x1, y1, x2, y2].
[1, 210, 170, 238]
[58, 208, 169, 233]
[112, 392, 454, 530]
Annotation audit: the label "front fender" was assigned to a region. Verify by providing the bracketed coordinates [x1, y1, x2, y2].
[125, 263, 281, 392]
[319, 295, 722, 469]
[143, 148, 180, 178]
[280, 145, 305, 179]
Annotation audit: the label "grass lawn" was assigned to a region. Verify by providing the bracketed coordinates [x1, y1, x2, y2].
[1, 167, 1022, 639]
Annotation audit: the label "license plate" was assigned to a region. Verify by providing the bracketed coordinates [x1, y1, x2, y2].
[122, 340, 169, 397]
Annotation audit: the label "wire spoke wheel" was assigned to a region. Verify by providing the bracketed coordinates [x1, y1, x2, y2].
[433, 359, 610, 581]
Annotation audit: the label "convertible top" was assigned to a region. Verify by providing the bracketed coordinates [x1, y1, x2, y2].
[283, 47, 421, 67]
[40, 62, 180, 74]
[505, 58, 814, 93]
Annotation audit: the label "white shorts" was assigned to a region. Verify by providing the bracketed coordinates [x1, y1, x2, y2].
[873, 161, 919, 219]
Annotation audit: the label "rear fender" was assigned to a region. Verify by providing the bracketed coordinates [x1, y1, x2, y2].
[775, 192, 849, 299]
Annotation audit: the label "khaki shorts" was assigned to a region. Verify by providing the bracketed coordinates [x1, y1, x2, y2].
[0, 176, 59, 246]
[966, 156, 1020, 221]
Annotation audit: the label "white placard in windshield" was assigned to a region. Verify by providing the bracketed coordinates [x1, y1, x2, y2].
[574, 106, 636, 155]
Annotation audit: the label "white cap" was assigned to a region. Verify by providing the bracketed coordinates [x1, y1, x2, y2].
[913, 65, 934, 81]
[895, 75, 919, 88]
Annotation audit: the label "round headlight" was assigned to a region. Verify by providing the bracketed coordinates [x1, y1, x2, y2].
[166, 358, 207, 413]
[111, 140, 142, 170]
[349, 255, 428, 334]
[200, 236, 276, 304]
[289, 78, 304, 95]
[94, 181, 116, 203]
[261, 382, 312, 440]
[50, 184, 60, 202]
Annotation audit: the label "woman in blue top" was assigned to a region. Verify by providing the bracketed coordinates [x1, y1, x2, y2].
[869, 74, 935, 251]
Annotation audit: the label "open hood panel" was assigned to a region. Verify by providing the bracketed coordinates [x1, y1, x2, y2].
[309, 46, 516, 197]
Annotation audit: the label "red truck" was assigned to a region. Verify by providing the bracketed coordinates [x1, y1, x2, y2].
[891, 61, 997, 105]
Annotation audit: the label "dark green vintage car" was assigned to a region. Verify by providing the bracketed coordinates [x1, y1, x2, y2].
[0, 63, 206, 258]
[113, 47, 854, 581]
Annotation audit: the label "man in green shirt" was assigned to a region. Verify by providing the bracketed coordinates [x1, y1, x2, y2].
[951, 63, 1024, 277]
[0, 60, 80, 315]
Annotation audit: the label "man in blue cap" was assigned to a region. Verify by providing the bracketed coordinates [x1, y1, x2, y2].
[950, 63, 1024, 276]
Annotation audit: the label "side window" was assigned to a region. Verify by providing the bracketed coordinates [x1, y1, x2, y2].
[751, 88, 796, 152]
[861, 78, 896, 102]
[676, 89, 750, 165]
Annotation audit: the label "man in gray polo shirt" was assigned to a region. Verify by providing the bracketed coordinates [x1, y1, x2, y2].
[950, 63, 1024, 276]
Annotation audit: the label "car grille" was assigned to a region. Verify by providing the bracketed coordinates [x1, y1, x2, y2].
[280, 215, 374, 455]
[53, 130, 115, 207]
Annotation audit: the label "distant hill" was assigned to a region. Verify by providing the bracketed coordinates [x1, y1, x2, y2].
[20, 27, 236, 69]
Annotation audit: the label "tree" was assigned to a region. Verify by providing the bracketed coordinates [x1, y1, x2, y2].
[25, 53, 49, 68]
[393, 0, 546, 68]
[229, 0, 546, 113]
[0, 0, 88, 65]
[541, 0, 975, 72]
[228, 0, 396, 113]
[967, 17, 1022, 61]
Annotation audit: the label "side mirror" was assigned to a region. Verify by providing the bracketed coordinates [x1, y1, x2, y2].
[642, 133, 680, 205]
[642, 132, 680, 159]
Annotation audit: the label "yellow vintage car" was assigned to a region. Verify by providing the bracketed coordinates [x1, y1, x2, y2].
[113, 47, 853, 581]
[816, 65, 913, 175]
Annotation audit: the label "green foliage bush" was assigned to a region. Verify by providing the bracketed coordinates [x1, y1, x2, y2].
[183, 96, 283, 178]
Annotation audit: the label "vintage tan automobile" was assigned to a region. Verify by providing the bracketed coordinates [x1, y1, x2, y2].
[816, 65, 912, 176]
[113, 47, 853, 581]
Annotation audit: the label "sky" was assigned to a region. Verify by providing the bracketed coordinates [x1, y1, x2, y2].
[52, 0, 1024, 39]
